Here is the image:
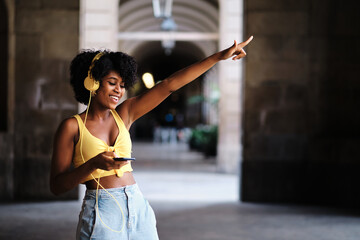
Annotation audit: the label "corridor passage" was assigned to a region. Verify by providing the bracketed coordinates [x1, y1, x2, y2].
[1, 142, 360, 240]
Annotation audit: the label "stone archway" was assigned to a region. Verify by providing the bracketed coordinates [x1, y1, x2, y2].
[79, 0, 244, 174]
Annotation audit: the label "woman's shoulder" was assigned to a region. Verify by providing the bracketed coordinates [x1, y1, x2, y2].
[52, 116, 79, 157]
[56, 116, 79, 140]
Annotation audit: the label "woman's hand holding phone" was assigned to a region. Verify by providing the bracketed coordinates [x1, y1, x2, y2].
[90, 151, 131, 170]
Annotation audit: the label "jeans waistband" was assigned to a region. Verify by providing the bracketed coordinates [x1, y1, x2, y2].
[84, 183, 139, 200]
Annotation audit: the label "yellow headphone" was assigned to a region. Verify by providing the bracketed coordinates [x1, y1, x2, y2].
[84, 52, 105, 93]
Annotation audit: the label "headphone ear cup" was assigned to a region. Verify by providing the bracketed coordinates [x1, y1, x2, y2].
[84, 76, 100, 92]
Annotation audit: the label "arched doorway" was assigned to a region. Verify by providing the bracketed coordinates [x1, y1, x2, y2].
[117, 0, 219, 142]
[79, 0, 244, 173]
[129, 41, 206, 140]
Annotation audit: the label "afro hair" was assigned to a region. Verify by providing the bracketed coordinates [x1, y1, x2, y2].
[70, 50, 137, 105]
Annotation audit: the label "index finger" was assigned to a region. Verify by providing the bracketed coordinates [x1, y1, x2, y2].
[238, 36, 253, 48]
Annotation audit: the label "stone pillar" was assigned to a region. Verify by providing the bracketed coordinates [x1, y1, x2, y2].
[202, 68, 219, 125]
[0, 0, 15, 200]
[217, 0, 243, 173]
[13, 0, 79, 200]
[79, 0, 119, 50]
[79, 0, 120, 113]
[78, 0, 119, 199]
[241, 0, 360, 208]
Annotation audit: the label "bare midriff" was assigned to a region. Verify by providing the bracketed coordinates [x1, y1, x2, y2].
[85, 172, 136, 189]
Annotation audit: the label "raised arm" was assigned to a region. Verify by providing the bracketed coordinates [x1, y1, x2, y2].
[119, 36, 253, 127]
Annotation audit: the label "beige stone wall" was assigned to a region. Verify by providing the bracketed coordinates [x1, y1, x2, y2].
[11, 0, 79, 200]
[242, 0, 360, 207]
[217, 0, 243, 173]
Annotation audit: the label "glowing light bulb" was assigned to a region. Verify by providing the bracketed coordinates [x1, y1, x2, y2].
[142, 72, 155, 89]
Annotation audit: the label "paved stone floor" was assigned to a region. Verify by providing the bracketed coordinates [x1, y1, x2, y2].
[1, 142, 360, 239]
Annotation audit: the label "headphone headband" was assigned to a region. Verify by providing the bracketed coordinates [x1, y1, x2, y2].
[88, 52, 105, 77]
[84, 52, 105, 93]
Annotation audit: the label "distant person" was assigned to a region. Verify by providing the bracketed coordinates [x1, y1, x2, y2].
[50, 36, 253, 240]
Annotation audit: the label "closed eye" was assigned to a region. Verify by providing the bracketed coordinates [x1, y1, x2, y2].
[108, 81, 116, 86]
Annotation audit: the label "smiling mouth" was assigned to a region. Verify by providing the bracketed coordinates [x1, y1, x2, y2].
[110, 96, 119, 102]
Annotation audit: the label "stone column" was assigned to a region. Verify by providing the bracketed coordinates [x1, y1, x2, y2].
[12, 0, 79, 200]
[78, 0, 119, 199]
[79, 0, 119, 50]
[217, 0, 243, 173]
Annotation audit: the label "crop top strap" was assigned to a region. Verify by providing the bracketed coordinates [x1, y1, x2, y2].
[73, 114, 84, 129]
[111, 110, 127, 129]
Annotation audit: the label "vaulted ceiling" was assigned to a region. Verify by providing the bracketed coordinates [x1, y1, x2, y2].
[118, 0, 219, 59]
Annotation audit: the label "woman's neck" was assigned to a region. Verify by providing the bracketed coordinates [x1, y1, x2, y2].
[85, 103, 112, 121]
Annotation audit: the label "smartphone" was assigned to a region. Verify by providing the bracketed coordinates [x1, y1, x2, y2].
[113, 157, 136, 161]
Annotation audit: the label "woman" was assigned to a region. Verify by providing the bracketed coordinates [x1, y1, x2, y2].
[50, 36, 253, 240]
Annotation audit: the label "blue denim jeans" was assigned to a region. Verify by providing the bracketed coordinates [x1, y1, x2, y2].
[76, 184, 159, 240]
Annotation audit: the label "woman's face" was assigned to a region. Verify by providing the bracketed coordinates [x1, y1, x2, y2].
[94, 70, 125, 109]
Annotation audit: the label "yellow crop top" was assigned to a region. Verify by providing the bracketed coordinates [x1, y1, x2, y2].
[72, 109, 133, 183]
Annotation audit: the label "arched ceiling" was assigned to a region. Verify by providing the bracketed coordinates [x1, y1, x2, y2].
[119, 0, 218, 32]
[118, 0, 218, 58]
